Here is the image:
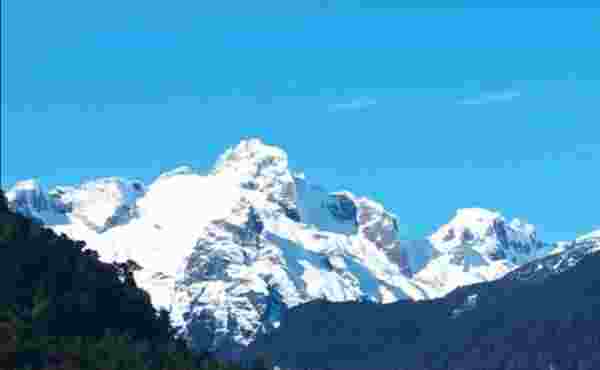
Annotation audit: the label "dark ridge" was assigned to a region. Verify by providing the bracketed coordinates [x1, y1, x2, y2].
[243, 243, 600, 370]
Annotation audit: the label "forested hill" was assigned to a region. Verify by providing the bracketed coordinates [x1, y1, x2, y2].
[244, 239, 600, 370]
[0, 189, 247, 370]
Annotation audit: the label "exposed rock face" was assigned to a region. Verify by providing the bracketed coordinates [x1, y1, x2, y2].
[505, 235, 600, 283]
[7, 138, 568, 361]
[7, 180, 56, 223]
[356, 196, 399, 249]
[326, 193, 357, 223]
[414, 208, 553, 297]
[7, 178, 145, 233]
[56, 177, 146, 233]
[212, 139, 294, 206]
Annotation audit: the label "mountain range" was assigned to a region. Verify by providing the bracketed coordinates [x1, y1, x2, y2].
[6, 138, 599, 364]
[243, 234, 600, 370]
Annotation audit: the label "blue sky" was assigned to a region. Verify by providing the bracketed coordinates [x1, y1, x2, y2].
[2, 2, 599, 242]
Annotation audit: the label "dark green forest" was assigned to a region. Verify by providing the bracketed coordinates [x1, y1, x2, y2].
[0, 188, 256, 370]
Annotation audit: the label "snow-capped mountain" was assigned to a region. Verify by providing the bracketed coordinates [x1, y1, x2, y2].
[7, 177, 146, 232]
[412, 208, 553, 297]
[5, 138, 593, 360]
[505, 232, 600, 283]
[6, 179, 66, 225]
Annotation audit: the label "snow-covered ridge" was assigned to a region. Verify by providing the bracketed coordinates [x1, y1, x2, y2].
[8, 177, 146, 233]
[7, 179, 68, 225]
[577, 229, 600, 242]
[413, 207, 551, 297]
[5, 138, 593, 360]
[430, 208, 538, 253]
[505, 235, 600, 283]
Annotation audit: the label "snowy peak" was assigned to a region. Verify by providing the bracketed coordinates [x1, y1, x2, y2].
[355, 195, 399, 249]
[9, 179, 43, 193]
[8, 179, 46, 205]
[7, 179, 75, 226]
[430, 208, 538, 253]
[410, 208, 549, 298]
[210, 139, 296, 215]
[7, 179, 53, 218]
[213, 138, 289, 182]
[431, 208, 498, 244]
[54, 177, 146, 232]
[8, 177, 146, 232]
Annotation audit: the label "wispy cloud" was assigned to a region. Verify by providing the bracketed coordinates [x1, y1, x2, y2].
[458, 90, 521, 106]
[328, 97, 377, 112]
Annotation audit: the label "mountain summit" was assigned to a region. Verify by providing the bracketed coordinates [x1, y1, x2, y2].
[5, 138, 593, 360]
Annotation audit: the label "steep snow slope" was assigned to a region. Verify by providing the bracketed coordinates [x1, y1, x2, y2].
[7, 139, 427, 359]
[413, 208, 552, 297]
[6, 138, 572, 360]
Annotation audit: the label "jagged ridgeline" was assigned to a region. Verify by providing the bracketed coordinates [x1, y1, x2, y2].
[0, 189, 246, 370]
[4, 138, 600, 369]
[5, 139, 560, 361]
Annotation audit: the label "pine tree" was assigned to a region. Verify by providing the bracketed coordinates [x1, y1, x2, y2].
[0, 189, 8, 212]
